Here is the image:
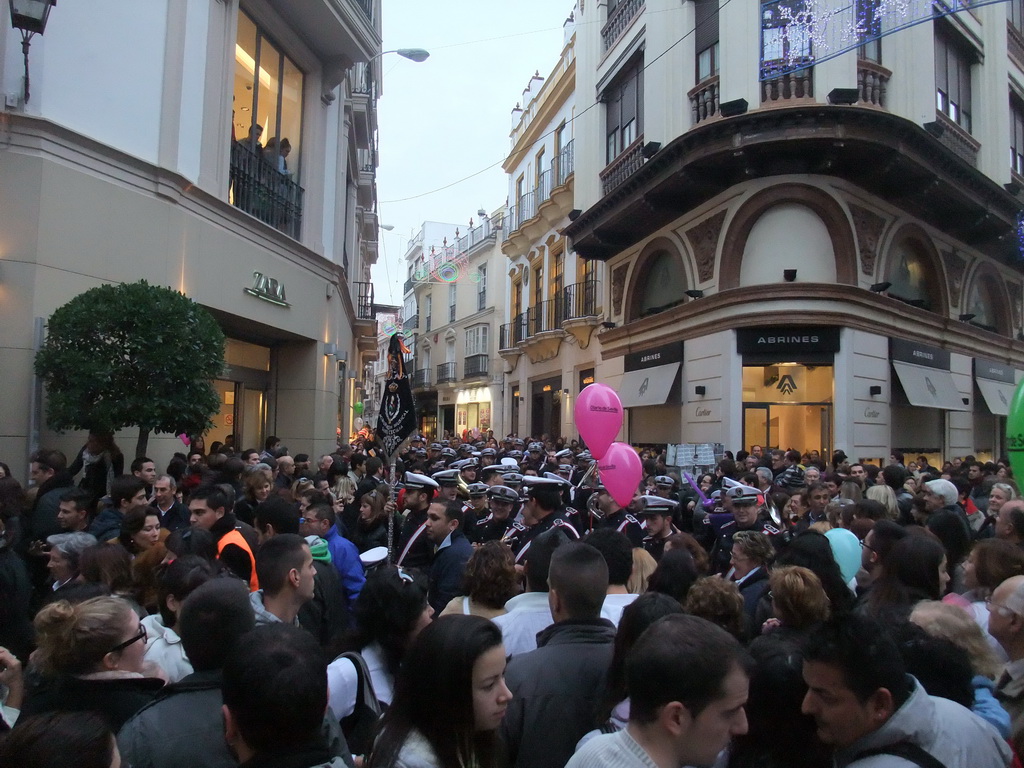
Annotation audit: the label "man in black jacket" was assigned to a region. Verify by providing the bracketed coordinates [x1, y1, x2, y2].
[500, 542, 616, 768]
[424, 500, 473, 615]
[118, 578, 256, 768]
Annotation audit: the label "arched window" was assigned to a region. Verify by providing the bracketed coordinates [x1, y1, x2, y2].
[634, 251, 687, 319]
[887, 240, 940, 311]
[965, 272, 1008, 334]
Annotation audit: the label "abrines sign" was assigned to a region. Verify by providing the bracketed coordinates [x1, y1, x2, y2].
[975, 358, 1016, 384]
[736, 327, 840, 356]
[890, 339, 950, 371]
[625, 341, 684, 372]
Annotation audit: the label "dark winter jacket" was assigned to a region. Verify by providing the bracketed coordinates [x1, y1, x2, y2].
[20, 672, 164, 731]
[427, 529, 473, 615]
[500, 619, 616, 768]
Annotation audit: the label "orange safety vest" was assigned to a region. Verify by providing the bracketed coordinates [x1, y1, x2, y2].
[217, 528, 259, 592]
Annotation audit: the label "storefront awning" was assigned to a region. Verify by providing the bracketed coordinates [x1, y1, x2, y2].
[976, 377, 1016, 416]
[892, 361, 969, 411]
[619, 362, 680, 408]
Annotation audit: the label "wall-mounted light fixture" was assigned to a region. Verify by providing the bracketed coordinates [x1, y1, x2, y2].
[641, 141, 662, 159]
[720, 98, 748, 117]
[324, 342, 337, 358]
[959, 313, 976, 322]
[870, 281, 892, 293]
[783, 269, 797, 282]
[694, 385, 706, 396]
[826, 87, 859, 105]
[962, 397, 970, 405]
[601, 321, 616, 329]
[869, 385, 882, 396]
[685, 289, 704, 299]
[8, 0, 56, 104]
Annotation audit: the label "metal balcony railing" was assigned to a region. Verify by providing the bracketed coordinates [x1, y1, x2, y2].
[412, 369, 431, 389]
[403, 278, 415, 295]
[526, 300, 559, 336]
[561, 280, 599, 320]
[499, 314, 529, 350]
[354, 282, 374, 320]
[404, 313, 419, 329]
[437, 362, 457, 384]
[464, 354, 489, 378]
[229, 140, 304, 239]
[553, 140, 574, 187]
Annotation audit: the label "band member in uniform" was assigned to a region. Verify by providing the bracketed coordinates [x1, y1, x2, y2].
[502, 476, 579, 564]
[472, 485, 519, 543]
[395, 472, 440, 570]
[432, 469, 461, 502]
[639, 495, 680, 561]
[461, 482, 489, 542]
[592, 483, 646, 547]
[708, 484, 781, 575]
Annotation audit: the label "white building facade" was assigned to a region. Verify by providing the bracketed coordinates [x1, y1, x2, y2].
[499, 7, 607, 442]
[559, 0, 1024, 462]
[404, 215, 507, 440]
[0, 0, 385, 474]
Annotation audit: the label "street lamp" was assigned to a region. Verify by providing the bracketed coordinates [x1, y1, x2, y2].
[8, 0, 56, 104]
[388, 48, 429, 62]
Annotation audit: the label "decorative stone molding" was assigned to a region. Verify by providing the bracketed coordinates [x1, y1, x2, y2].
[1010, 281, 1023, 329]
[611, 263, 629, 317]
[941, 249, 966, 306]
[849, 204, 886, 276]
[685, 210, 726, 283]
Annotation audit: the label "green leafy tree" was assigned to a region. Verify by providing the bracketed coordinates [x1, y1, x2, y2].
[34, 280, 225, 458]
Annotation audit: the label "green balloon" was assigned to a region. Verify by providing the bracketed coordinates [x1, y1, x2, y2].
[1008, 379, 1024, 482]
[353, 401, 364, 415]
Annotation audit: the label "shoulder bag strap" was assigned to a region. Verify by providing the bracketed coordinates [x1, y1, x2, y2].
[854, 741, 948, 768]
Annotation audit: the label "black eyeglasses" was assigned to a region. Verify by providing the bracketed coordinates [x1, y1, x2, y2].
[109, 623, 147, 654]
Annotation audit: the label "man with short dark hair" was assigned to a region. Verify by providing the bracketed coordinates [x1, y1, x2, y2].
[585, 528, 637, 626]
[189, 484, 260, 590]
[251, 534, 317, 626]
[299, 502, 364, 613]
[89, 474, 147, 542]
[424, 500, 473, 615]
[27, 449, 74, 543]
[56, 488, 93, 533]
[118, 579, 256, 768]
[594, 484, 645, 546]
[859, 519, 908, 584]
[802, 614, 1009, 768]
[568, 614, 751, 768]
[222, 624, 352, 767]
[394, 472, 439, 570]
[131, 456, 157, 497]
[152, 474, 190, 532]
[501, 542, 616, 768]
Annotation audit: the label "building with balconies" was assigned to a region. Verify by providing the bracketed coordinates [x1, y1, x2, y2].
[499, 6, 604, 441]
[404, 214, 507, 440]
[0, 0, 384, 474]
[559, 0, 1024, 461]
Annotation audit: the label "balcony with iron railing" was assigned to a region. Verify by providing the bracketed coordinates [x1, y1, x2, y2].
[436, 362, 457, 384]
[411, 369, 431, 389]
[403, 312, 419, 329]
[464, 354, 489, 378]
[403, 278, 415, 295]
[354, 282, 374, 320]
[552, 140, 575, 187]
[505, 141, 575, 247]
[561, 280, 599, 320]
[600, 135, 644, 196]
[602, 0, 644, 52]
[229, 140, 304, 239]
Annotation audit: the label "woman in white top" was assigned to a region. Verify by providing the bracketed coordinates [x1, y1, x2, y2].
[327, 566, 432, 724]
[367, 615, 512, 768]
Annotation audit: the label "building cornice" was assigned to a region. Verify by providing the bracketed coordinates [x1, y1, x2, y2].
[597, 282, 1024, 365]
[566, 106, 1023, 265]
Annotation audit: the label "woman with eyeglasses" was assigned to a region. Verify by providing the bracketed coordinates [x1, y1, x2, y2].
[20, 596, 164, 730]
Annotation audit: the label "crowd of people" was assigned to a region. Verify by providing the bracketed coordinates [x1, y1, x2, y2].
[0, 432, 1022, 768]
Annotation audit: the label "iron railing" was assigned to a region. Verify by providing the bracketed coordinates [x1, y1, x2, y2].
[403, 278, 415, 294]
[526, 300, 559, 336]
[412, 369, 431, 389]
[561, 280, 599, 320]
[404, 313, 419, 329]
[553, 140, 575, 187]
[354, 282, 374, 320]
[499, 314, 529, 350]
[464, 354, 489, 378]
[437, 362, 457, 384]
[229, 140, 304, 238]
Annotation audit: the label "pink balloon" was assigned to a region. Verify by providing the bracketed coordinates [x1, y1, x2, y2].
[574, 383, 623, 460]
[598, 442, 642, 508]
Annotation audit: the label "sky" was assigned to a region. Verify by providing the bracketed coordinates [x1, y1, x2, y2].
[372, 0, 575, 306]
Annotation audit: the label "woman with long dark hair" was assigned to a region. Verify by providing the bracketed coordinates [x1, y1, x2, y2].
[368, 615, 511, 768]
[863, 533, 948, 621]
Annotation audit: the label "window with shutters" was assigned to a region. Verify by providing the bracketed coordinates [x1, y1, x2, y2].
[695, 0, 719, 82]
[935, 23, 974, 133]
[605, 57, 644, 164]
[1011, 94, 1024, 175]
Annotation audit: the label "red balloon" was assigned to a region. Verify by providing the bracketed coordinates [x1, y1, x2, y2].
[574, 383, 623, 460]
[598, 442, 642, 508]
